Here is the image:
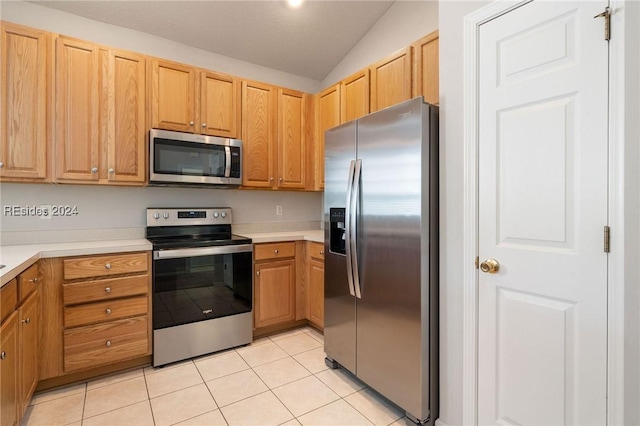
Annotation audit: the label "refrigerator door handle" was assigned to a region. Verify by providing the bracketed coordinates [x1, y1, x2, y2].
[351, 159, 362, 299]
[345, 160, 356, 297]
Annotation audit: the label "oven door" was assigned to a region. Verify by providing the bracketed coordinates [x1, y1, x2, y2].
[152, 244, 252, 330]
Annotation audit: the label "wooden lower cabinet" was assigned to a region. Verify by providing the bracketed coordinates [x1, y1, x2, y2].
[0, 311, 18, 426]
[0, 267, 41, 426]
[18, 291, 39, 416]
[306, 242, 325, 329]
[38, 252, 151, 384]
[254, 259, 296, 329]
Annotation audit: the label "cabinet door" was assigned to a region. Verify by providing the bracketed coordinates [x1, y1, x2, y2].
[370, 46, 413, 112]
[55, 37, 100, 181]
[315, 84, 341, 191]
[0, 22, 50, 181]
[0, 312, 18, 426]
[341, 69, 369, 122]
[150, 59, 196, 132]
[103, 49, 146, 184]
[307, 258, 324, 329]
[254, 260, 295, 328]
[241, 80, 276, 188]
[413, 31, 439, 105]
[277, 89, 307, 189]
[18, 291, 38, 416]
[200, 71, 240, 138]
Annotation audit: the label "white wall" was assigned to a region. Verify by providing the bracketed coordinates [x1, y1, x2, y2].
[321, 0, 438, 88]
[437, 1, 490, 425]
[1, 0, 322, 93]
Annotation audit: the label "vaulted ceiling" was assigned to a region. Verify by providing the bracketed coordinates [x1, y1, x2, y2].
[31, 0, 396, 80]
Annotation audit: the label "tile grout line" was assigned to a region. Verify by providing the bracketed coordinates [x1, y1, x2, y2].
[190, 352, 230, 426]
[141, 367, 158, 426]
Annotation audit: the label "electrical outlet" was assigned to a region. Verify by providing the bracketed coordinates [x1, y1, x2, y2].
[276, 205, 283, 216]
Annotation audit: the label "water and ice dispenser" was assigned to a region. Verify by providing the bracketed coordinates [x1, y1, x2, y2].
[329, 208, 346, 255]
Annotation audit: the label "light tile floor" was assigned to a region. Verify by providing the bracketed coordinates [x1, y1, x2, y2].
[22, 327, 408, 426]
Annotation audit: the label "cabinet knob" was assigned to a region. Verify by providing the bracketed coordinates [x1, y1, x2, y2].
[270, 177, 274, 182]
[0, 351, 5, 360]
[0, 162, 4, 168]
[274, 249, 279, 254]
[279, 177, 283, 182]
[189, 121, 195, 126]
[28, 277, 39, 283]
[91, 166, 98, 173]
[22, 318, 31, 324]
[105, 340, 112, 347]
[105, 308, 112, 314]
[202, 123, 207, 128]
[108, 168, 114, 174]
[320, 250, 324, 255]
[105, 287, 111, 293]
[105, 263, 111, 270]
[256, 270, 260, 276]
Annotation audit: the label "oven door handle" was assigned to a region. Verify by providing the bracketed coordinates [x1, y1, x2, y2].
[154, 244, 253, 260]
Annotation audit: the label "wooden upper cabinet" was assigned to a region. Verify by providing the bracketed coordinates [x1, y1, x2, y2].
[413, 30, 439, 105]
[103, 49, 146, 183]
[150, 59, 196, 132]
[55, 36, 100, 181]
[0, 22, 50, 182]
[277, 88, 308, 190]
[370, 46, 413, 112]
[241, 80, 277, 188]
[200, 71, 240, 138]
[315, 84, 341, 191]
[341, 69, 369, 122]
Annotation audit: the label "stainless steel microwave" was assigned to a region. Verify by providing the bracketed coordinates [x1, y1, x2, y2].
[149, 129, 242, 187]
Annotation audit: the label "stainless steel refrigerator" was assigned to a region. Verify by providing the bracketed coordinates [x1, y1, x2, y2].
[324, 97, 439, 425]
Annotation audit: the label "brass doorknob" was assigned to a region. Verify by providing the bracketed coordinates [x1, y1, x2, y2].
[480, 258, 500, 274]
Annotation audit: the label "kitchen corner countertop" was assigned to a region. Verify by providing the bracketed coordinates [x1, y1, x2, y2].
[0, 239, 152, 287]
[237, 229, 324, 244]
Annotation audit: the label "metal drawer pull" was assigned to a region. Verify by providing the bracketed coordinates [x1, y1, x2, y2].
[105, 340, 112, 347]
[320, 250, 324, 255]
[28, 277, 39, 283]
[274, 249, 279, 254]
[0, 351, 5, 360]
[21, 318, 31, 324]
[256, 270, 260, 276]
[105, 308, 112, 314]
[105, 287, 111, 293]
[105, 263, 111, 269]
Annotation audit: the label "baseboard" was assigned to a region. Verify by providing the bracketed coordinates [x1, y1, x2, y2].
[435, 419, 450, 426]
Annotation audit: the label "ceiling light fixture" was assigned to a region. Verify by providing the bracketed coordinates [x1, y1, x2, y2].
[288, 0, 303, 8]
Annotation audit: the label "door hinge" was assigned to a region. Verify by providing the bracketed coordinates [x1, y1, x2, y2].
[475, 256, 479, 269]
[594, 7, 611, 41]
[604, 226, 611, 253]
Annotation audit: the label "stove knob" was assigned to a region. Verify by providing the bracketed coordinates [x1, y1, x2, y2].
[163, 212, 170, 220]
[153, 213, 160, 220]
[221, 212, 227, 218]
[213, 212, 219, 218]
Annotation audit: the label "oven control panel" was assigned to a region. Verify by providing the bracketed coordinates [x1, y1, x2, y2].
[146, 208, 232, 226]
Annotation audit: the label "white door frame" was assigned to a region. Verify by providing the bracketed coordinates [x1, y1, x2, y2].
[461, 1, 627, 425]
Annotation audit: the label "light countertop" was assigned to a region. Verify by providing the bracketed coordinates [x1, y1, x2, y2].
[0, 230, 324, 288]
[0, 239, 152, 287]
[238, 229, 323, 244]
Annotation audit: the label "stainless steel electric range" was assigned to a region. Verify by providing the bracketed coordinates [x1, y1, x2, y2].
[146, 208, 253, 367]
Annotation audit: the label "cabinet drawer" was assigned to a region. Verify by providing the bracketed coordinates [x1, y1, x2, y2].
[63, 275, 149, 305]
[254, 242, 295, 261]
[64, 296, 148, 328]
[63, 252, 148, 280]
[0, 279, 17, 324]
[63, 315, 148, 372]
[307, 242, 325, 261]
[18, 263, 39, 303]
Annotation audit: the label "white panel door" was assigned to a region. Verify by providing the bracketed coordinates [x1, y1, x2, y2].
[477, 1, 609, 425]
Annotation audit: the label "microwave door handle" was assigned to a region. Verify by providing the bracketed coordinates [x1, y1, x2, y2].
[345, 160, 356, 297]
[224, 146, 232, 178]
